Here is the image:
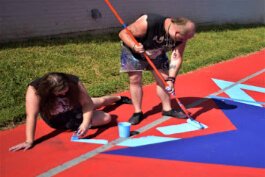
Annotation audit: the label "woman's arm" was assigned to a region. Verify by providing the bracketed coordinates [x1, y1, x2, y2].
[76, 82, 94, 137]
[9, 86, 40, 151]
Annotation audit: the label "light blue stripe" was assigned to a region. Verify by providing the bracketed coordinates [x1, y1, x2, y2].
[212, 79, 265, 107]
[240, 84, 265, 93]
[71, 137, 108, 144]
[117, 136, 180, 147]
[157, 122, 208, 135]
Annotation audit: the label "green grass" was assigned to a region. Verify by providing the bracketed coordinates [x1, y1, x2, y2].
[0, 24, 265, 129]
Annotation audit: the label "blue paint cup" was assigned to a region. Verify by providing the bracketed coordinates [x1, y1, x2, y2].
[118, 122, 131, 138]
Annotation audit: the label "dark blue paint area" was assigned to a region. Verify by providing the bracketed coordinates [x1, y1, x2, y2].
[105, 99, 265, 168]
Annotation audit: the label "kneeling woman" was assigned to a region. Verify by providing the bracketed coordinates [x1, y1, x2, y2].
[9, 72, 131, 151]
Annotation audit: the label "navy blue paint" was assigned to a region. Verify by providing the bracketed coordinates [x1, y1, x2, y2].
[105, 99, 265, 168]
[122, 24, 127, 28]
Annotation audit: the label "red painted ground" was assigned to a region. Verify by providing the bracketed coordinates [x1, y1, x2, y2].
[1, 50, 264, 177]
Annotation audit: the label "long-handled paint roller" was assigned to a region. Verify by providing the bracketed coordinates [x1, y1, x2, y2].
[105, 0, 204, 129]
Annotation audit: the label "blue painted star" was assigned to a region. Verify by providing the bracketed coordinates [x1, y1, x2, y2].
[105, 98, 265, 168]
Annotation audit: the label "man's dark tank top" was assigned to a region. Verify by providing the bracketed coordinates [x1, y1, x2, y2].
[29, 74, 81, 130]
[131, 13, 183, 59]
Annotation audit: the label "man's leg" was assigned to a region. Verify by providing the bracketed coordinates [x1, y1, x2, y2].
[152, 70, 172, 111]
[128, 71, 144, 124]
[152, 70, 186, 118]
[128, 71, 143, 113]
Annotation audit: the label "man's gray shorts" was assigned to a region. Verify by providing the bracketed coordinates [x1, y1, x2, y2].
[120, 45, 169, 72]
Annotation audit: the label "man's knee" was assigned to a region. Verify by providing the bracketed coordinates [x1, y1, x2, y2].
[129, 72, 142, 85]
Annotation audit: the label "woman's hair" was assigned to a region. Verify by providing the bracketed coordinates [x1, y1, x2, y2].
[36, 72, 80, 118]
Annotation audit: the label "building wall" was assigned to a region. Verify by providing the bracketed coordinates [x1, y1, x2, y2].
[0, 0, 264, 42]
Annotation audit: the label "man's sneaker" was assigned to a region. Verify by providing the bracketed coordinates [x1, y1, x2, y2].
[116, 96, 132, 105]
[162, 109, 187, 119]
[128, 112, 144, 125]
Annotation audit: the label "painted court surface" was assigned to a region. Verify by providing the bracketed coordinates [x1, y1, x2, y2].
[1, 50, 265, 177]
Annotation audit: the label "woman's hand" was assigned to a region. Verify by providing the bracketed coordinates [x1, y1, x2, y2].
[76, 123, 91, 137]
[9, 142, 33, 152]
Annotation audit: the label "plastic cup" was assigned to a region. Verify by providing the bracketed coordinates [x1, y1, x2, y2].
[118, 122, 131, 138]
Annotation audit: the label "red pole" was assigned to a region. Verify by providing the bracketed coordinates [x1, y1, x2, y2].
[104, 0, 166, 87]
[104, 0, 193, 119]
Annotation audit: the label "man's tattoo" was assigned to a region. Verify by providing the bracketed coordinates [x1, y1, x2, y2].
[169, 64, 177, 69]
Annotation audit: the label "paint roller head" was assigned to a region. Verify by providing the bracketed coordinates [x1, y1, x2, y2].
[187, 118, 205, 129]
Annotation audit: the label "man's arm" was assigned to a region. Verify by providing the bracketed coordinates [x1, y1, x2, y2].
[165, 42, 187, 90]
[118, 15, 147, 53]
[168, 42, 186, 78]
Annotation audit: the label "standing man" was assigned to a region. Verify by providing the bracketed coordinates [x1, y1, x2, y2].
[119, 13, 196, 125]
